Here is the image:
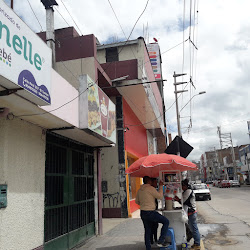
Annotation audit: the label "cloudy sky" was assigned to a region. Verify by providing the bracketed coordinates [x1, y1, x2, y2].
[6, 0, 250, 161]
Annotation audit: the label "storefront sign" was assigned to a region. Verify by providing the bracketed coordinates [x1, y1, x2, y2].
[86, 76, 116, 143]
[147, 43, 162, 80]
[0, 1, 51, 105]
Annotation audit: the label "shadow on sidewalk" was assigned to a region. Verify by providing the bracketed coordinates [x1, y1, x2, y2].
[95, 242, 145, 249]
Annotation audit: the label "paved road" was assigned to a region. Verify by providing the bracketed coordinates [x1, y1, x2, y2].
[197, 185, 250, 250]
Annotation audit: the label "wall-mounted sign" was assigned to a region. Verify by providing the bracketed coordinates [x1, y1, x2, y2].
[0, 1, 51, 105]
[147, 43, 162, 80]
[79, 75, 116, 144]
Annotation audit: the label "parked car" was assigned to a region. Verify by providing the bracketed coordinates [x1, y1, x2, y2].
[213, 180, 221, 187]
[192, 183, 211, 200]
[218, 180, 230, 188]
[229, 180, 240, 187]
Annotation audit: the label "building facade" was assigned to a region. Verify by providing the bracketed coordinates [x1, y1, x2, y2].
[0, 2, 114, 249]
[239, 145, 250, 183]
[96, 38, 166, 217]
[0, 1, 166, 249]
[200, 146, 244, 181]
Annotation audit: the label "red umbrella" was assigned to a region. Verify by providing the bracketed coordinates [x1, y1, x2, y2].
[125, 153, 198, 178]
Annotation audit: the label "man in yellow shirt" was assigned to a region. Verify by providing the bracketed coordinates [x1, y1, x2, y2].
[136, 176, 169, 250]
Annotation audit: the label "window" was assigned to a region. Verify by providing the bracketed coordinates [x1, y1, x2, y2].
[106, 47, 118, 62]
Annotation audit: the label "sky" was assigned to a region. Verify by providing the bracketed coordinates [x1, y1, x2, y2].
[5, 0, 250, 161]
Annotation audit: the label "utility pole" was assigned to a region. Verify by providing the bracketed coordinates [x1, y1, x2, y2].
[217, 126, 237, 179]
[213, 147, 220, 179]
[173, 72, 188, 156]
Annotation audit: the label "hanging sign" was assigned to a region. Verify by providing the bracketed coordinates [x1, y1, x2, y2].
[80, 75, 116, 144]
[0, 1, 52, 105]
[147, 43, 162, 80]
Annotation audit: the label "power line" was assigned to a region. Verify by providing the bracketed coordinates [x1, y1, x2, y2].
[16, 85, 90, 118]
[182, 0, 186, 75]
[53, 4, 71, 27]
[107, 0, 150, 115]
[126, 0, 150, 41]
[26, 0, 43, 31]
[183, 117, 250, 135]
[20, 0, 189, 132]
[60, 0, 83, 36]
[15, 0, 150, 118]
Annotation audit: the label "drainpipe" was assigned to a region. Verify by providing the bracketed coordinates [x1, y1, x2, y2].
[41, 1, 57, 67]
[46, 7, 56, 67]
[97, 148, 103, 235]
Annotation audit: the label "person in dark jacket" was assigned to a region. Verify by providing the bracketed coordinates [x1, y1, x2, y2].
[174, 179, 201, 250]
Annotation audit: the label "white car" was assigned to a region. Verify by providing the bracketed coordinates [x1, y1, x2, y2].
[192, 183, 211, 201]
[229, 180, 240, 187]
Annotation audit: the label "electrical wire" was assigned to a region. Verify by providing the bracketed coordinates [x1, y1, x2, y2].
[183, 117, 250, 135]
[138, 38, 189, 70]
[26, 0, 43, 31]
[16, 0, 150, 118]
[107, 0, 151, 115]
[181, 0, 200, 134]
[126, 0, 150, 42]
[53, 5, 71, 27]
[16, 85, 90, 118]
[60, 0, 83, 36]
[19, 0, 191, 131]
[182, 0, 186, 75]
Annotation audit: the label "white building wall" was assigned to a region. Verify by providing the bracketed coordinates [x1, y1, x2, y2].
[101, 143, 120, 208]
[240, 152, 250, 172]
[0, 118, 45, 250]
[55, 57, 96, 90]
[97, 40, 144, 80]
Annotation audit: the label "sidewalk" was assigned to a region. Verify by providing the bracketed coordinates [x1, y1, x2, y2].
[78, 209, 205, 249]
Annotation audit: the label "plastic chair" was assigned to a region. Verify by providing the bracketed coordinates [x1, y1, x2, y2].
[160, 227, 176, 250]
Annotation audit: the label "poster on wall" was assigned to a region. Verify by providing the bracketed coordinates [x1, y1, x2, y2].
[87, 76, 116, 143]
[147, 130, 155, 155]
[0, 1, 52, 105]
[147, 43, 162, 80]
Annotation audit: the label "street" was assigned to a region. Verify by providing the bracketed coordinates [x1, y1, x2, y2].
[197, 186, 250, 250]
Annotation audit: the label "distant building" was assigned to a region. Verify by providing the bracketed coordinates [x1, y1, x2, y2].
[239, 145, 250, 183]
[200, 146, 246, 181]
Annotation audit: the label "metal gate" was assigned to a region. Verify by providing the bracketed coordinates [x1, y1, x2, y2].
[44, 133, 95, 250]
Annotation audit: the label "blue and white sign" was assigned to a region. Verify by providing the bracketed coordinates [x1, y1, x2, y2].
[0, 1, 52, 105]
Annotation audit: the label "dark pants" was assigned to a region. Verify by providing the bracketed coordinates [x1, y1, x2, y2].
[141, 210, 169, 250]
[150, 221, 158, 243]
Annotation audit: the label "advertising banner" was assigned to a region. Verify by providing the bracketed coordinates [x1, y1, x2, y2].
[0, 1, 52, 105]
[147, 43, 162, 80]
[87, 76, 116, 143]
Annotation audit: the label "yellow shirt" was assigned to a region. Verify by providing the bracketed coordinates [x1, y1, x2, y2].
[135, 184, 163, 211]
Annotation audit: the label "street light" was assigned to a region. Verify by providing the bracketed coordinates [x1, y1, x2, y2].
[180, 91, 206, 112]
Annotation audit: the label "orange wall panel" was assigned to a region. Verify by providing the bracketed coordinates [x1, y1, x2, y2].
[123, 99, 148, 158]
[130, 199, 140, 213]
